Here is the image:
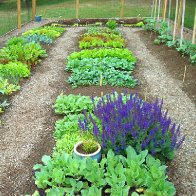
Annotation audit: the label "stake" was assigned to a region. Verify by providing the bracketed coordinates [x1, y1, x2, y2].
[100, 74, 103, 97]
[173, 0, 179, 41]
[182, 64, 187, 83]
[17, 0, 21, 29]
[76, 0, 79, 18]
[144, 93, 147, 101]
[32, 0, 36, 21]
[120, 0, 125, 18]
[157, 0, 161, 21]
[192, 8, 196, 44]
[154, 0, 158, 19]
[180, 0, 186, 46]
[151, 0, 155, 18]
[162, 0, 168, 21]
[167, 0, 172, 31]
[177, 0, 183, 30]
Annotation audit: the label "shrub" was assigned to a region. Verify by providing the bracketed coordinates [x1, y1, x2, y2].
[79, 92, 185, 161]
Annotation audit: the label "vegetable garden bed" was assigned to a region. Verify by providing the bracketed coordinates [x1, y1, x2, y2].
[0, 20, 195, 196]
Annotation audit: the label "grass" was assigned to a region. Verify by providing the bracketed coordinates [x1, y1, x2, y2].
[0, 0, 195, 36]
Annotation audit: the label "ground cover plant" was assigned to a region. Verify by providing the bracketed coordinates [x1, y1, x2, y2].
[144, 18, 196, 65]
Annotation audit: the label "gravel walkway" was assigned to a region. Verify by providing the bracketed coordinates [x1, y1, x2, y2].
[0, 27, 84, 195]
[122, 27, 196, 196]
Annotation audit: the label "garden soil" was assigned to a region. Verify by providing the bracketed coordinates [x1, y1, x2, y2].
[0, 24, 195, 196]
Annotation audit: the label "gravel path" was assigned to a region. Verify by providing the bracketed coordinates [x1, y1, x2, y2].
[122, 27, 196, 196]
[0, 27, 84, 195]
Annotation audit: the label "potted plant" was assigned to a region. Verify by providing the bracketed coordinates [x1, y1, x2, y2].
[73, 140, 102, 162]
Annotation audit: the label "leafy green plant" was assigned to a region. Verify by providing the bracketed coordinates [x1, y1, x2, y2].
[0, 77, 20, 95]
[87, 27, 121, 36]
[143, 18, 156, 31]
[144, 18, 196, 65]
[66, 57, 137, 88]
[81, 140, 98, 154]
[68, 48, 136, 63]
[54, 114, 86, 139]
[7, 37, 25, 46]
[154, 38, 161, 45]
[124, 22, 144, 27]
[0, 62, 30, 83]
[79, 37, 125, 49]
[54, 131, 95, 155]
[0, 42, 47, 68]
[106, 20, 118, 29]
[22, 29, 61, 39]
[191, 54, 196, 64]
[66, 57, 135, 72]
[33, 146, 176, 196]
[54, 94, 93, 115]
[37, 26, 65, 34]
[23, 34, 53, 45]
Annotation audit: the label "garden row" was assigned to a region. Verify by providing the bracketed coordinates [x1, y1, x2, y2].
[31, 21, 185, 196]
[65, 20, 137, 88]
[0, 25, 65, 114]
[144, 18, 196, 65]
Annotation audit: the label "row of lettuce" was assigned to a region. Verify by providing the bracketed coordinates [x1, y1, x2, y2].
[65, 21, 137, 88]
[0, 25, 65, 114]
[31, 22, 185, 196]
[144, 18, 196, 65]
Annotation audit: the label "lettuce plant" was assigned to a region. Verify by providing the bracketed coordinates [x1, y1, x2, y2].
[0, 42, 47, 68]
[0, 62, 30, 83]
[79, 92, 185, 161]
[68, 48, 136, 63]
[33, 146, 176, 196]
[54, 94, 94, 115]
